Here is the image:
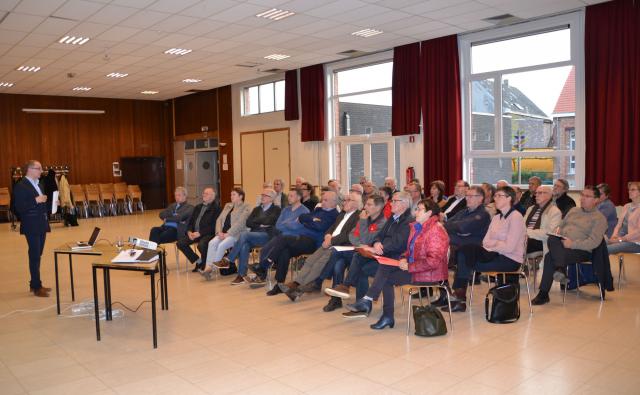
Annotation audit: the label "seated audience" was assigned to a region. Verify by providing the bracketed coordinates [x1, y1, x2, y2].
[406, 181, 423, 215]
[350, 183, 364, 195]
[294, 176, 305, 189]
[442, 180, 469, 220]
[444, 186, 491, 248]
[496, 180, 510, 189]
[250, 191, 339, 295]
[377, 186, 393, 219]
[149, 186, 194, 244]
[481, 182, 497, 217]
[324, 191, 414, 310]
[201, 188, 251, 279]
[224, 188, 281, 285]
[532, 185, 607, 305]
[177, 188, 221, 272]
[273, 178, 288, 208]
[607, 181, 640, 255]
[524, 185, 562, 257]
[520, 176, 542, 210]
[445, 186, 526, 312]
[512, 186, 527, 215]
[363, 181, 377, 202]
[328, 179, 341, 194]
[596, 183, 618, 238]
[553, 178, 576, 218]
[280, 191, 362, 300]
[344, 199, 449, 329]
[428, 180, 447, 208]
[384, 177, 399, 193]
[300, 181, 319, 211]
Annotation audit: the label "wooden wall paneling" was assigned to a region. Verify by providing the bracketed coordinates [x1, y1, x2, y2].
[217, 85, 233, 204]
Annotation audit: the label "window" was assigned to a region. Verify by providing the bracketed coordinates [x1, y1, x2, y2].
[327, 58, 400, 187]
[242, 80, 284, 115]
[460, 12, 584, 188]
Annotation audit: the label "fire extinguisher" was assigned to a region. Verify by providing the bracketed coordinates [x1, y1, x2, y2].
[406, 167, 415, 186]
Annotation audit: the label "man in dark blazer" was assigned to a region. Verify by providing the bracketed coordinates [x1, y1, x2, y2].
[177, 187, 221, 272]
[441, 180, 469, 220]
[13, 160, 51, 297]
[149, 186, 194, 244]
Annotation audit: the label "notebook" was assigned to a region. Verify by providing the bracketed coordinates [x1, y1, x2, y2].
[69, 227, 101, 250]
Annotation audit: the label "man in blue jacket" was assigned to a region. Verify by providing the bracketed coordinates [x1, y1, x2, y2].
[250, 190, 339, 295]
[13, 160, 51, 297]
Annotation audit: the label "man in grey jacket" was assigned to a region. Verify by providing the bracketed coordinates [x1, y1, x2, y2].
[532, 185, 607, 305]
[149, 186, 194, 244]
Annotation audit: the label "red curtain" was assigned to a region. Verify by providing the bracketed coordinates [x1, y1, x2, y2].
[392, 43, 420, 136]
[284, 69, 299, 121]
[420, 35, 462, 194]
[300, 64, 325, 142]
[585, 0, 640, 204]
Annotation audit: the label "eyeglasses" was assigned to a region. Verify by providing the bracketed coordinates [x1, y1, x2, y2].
[494, 193, 508, 199]
[580, 194, 596, 199]
[391, 199, 403, 203]
[534, 191, 550, 195]
[465, 194, 482, 198]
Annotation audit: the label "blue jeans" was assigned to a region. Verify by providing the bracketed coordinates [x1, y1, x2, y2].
[344, 253, 379, 300]
[607, 241, 640, 255]
[228, 232, 270, 276]
[315, 250, 354, 288]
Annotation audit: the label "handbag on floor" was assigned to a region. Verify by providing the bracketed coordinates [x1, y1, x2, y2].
[412, 305, 447, 337]
[485, 284, 520, 323]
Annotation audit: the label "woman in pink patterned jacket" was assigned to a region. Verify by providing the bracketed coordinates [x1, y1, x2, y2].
[344, 199, 450, 330]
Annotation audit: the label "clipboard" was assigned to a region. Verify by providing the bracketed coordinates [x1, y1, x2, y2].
[373, 256, 400, 266]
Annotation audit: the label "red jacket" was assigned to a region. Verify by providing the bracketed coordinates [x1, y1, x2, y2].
[405, 216, 450, 283]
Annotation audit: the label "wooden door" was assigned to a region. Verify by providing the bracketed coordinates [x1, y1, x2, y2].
[263, 129, 290, 188]
[241, 132, 265, 206]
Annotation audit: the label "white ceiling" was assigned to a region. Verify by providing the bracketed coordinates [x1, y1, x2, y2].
[0, 0, 606, 100]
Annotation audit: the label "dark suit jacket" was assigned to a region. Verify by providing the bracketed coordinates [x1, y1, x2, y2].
[373, 208, 414, 259]
[326, 210, 361, 246]
[13, 178, 50, 235]
[159, 202, 194, 237]
[442, 196, 467, 219]
[186, 202, 221, 237]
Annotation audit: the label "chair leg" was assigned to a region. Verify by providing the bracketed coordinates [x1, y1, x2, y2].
[520, 272, 533, 315]
[469, 271, 476, 306]
[618, 255, 624, 290]
[441, 286, 454, 332]
[406, 288, 413, 336]
[174, 244, 180, 271]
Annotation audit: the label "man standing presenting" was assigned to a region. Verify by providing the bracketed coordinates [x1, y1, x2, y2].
[14, 160, 50, 297]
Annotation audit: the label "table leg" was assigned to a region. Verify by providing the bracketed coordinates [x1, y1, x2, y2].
[54, 252, 60, 315]
[161, 251, 168, 310]
[92, 266, 100, 341]
[103, 268, 111, 321]
[69, 255, 75, 301]
[150, 270, 157, 348]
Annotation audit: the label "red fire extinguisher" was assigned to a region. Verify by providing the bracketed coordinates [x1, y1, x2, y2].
[406, 166, 415, 186]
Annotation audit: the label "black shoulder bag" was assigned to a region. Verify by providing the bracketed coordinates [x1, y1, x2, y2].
[412, 305, 448, 336]
[485, 283, 520, 323]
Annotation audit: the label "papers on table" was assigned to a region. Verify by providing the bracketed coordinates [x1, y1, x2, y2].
[332, 246, 355, 252]
[111, 249, 159, 263]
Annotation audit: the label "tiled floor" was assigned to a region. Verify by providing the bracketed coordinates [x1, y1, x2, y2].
[1, 211, 639, 394]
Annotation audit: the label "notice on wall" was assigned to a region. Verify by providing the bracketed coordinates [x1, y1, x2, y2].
[222, 163, 229, 171]
[112, 162, 121, 177]
[176, 159, 183, 170]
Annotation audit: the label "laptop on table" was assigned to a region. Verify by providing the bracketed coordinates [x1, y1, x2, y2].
[69, 227, 101, 250]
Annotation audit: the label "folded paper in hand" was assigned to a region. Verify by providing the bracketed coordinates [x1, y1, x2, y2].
[373, 256, 400, 266]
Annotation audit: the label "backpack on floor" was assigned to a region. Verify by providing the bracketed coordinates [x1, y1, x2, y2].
[219, 261, 237, 276]
[485, 283, 520, 324]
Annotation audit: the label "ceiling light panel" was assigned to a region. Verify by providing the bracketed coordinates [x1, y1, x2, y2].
[106, 72, 128, 78]
[351, 28, 383, 37]
[182, 79, 202, 83]
[72, 86, 92, 91]
[256, 8, 295, 21]
[58, 35, 90, 45]
[264, 54, 290, 60]
[164, 48, 192, 55]
[141, 90, 158, 95]
[17, 65, 41, 72]
[0, 82, 14, 88]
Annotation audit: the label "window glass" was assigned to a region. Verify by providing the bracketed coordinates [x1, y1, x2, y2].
[259, 83, 274, 113]
[245, 86, 259, 115]
[347, 144, 365, 187]
[274, 80, 285, 111]
[338, 92, 391, 136]
[335, 62, 392, 95]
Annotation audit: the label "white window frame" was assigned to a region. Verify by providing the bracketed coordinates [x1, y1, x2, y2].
[240, 79, 285, 116]
[458, 11, 585, 188]
[325, 51, 398, 185]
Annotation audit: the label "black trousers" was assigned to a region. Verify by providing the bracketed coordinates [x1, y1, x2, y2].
[25, 232, 46, 289]
[366, 265, 412, 317]
[149, 225, 178, 244]
[270, 235, 317, 282]
[177, 234, 214, 264]
[539, 236, 590, 292]
[453, 244, 520, 288]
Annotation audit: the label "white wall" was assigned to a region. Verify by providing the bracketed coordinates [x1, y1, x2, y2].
[230, 70, 424, 191]
[231, 73, 324, 188]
